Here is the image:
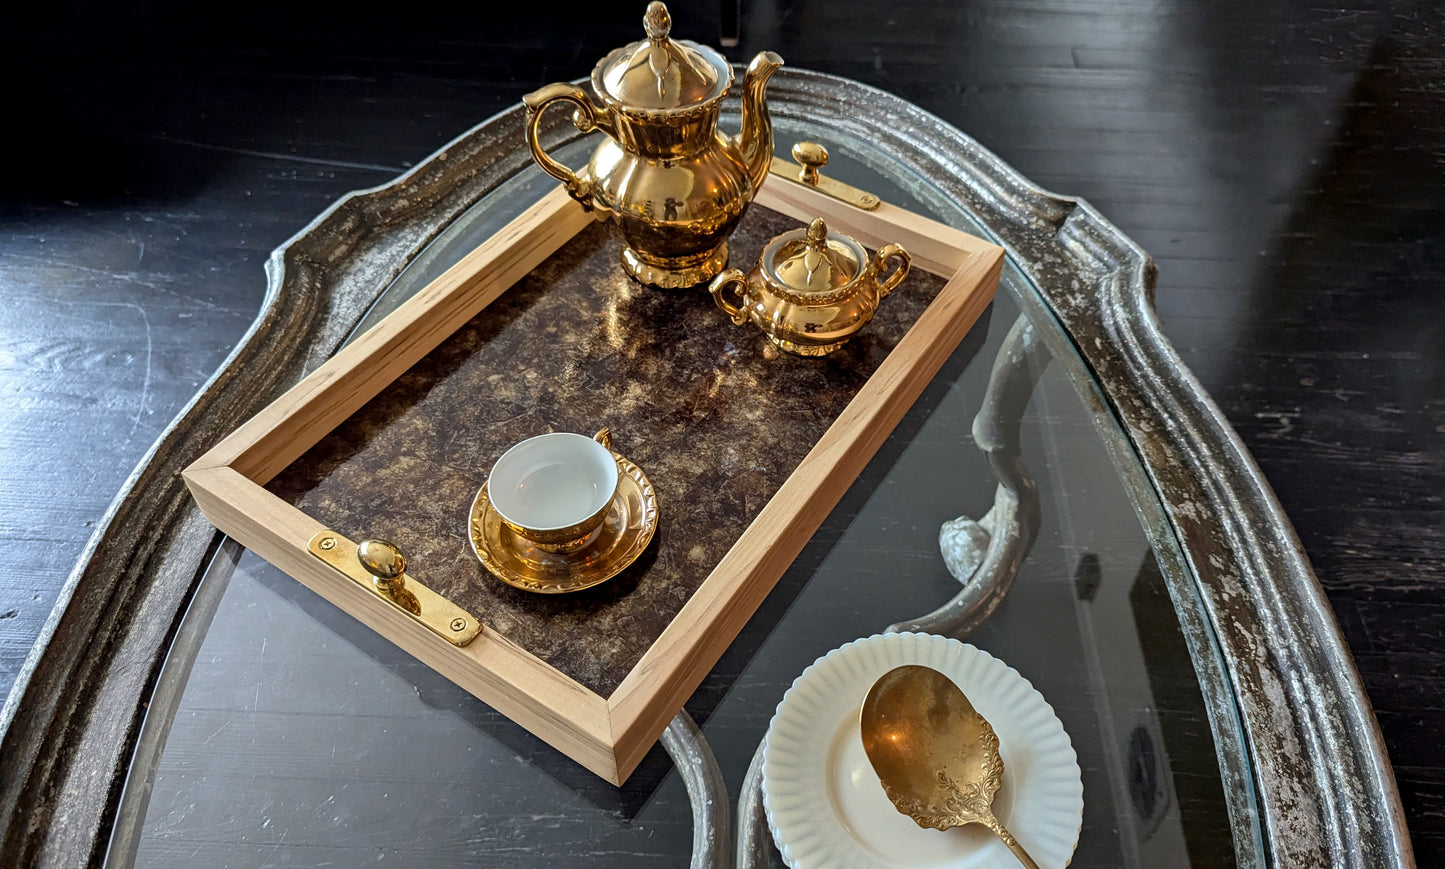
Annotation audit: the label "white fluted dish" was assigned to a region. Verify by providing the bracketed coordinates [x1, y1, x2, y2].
[762, 632, 1083, 868]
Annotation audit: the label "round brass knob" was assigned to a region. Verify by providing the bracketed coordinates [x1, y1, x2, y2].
[791, 141, 829, 186]
[357, 539, 407, 593]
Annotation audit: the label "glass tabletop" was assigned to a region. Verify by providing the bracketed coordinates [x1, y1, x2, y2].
[108, 117, 1251, 867]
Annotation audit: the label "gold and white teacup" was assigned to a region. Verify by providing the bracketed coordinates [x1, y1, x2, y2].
[487, 428, 619, 554]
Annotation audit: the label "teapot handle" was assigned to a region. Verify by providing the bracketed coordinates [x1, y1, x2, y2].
[872, 243, 912, 298]
[522, 83, 612, 208]
[709, 269, 752, 325]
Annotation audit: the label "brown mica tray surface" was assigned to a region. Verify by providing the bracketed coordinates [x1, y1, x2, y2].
[267, 204, 948, 696]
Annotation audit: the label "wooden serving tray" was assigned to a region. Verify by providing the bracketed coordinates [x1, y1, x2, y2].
[183, 176, 1003, 784]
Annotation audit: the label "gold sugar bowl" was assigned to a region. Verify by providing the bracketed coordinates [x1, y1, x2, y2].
[523, 2, 783, 288]
[709, 218, 912, 356]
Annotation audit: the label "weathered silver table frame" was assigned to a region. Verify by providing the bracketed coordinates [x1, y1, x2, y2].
[0, 69, 1412, 866]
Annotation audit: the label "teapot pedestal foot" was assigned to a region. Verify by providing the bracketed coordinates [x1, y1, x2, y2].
[622, 244, 729, 289]
[769, 335, 847, 357]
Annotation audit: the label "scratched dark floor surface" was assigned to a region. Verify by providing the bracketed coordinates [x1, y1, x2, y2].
[1, 0, 1441, 861]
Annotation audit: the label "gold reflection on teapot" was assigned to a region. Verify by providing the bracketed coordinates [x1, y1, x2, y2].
[524, 2, 783, 288]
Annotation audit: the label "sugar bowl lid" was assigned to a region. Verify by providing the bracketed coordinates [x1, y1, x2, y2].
[594, 2, 732, 111]
[765, 219, 867, 296]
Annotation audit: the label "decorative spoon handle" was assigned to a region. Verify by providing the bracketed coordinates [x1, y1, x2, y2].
[981, 812, 1039, 869]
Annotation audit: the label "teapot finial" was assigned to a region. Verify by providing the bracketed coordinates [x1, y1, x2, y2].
[644, 2, 671, 41]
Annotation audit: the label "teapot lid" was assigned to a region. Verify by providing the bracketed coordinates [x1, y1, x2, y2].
[595, 2, 731, 111]
[767, 219, 864, 295]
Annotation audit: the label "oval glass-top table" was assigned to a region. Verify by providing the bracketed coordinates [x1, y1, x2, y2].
[0, 71, 1406, 868]
[113, 154, 1234, 865]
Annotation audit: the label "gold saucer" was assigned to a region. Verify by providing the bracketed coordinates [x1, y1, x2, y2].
[468, 452, 659, 594]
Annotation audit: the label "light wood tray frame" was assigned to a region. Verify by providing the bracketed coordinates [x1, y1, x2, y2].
[183, 177, 1004, 784]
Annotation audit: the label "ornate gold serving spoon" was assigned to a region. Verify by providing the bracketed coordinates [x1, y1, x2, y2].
[860, 665, 1039, 869]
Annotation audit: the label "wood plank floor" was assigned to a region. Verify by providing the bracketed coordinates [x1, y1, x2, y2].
[2, 0, 1441, 860]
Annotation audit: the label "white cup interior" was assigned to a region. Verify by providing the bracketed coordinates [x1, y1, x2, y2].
[488, 433, 619, 531]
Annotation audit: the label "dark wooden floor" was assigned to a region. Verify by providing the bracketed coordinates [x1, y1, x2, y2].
[2, 0, 1440, 861]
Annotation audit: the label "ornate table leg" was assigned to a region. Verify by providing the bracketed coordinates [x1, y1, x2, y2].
[662, 711, 733, 868]
[890, 314, 1050, 635]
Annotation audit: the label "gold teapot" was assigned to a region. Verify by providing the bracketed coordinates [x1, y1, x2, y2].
[523, 2, 783, 288]
[709, 218, 911, 356]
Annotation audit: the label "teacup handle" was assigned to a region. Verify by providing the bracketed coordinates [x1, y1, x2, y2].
[872, 243, 912, 298]
[709, 269, 752, 325]
[522, 83, 613, 209]
[593, 428, 613, 451]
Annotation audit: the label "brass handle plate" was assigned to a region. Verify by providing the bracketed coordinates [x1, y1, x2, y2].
[308, 530, 482, 647]
[768, 141, 881, 211]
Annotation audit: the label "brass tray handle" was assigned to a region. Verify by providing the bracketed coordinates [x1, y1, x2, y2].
[873, 243, 912, 297]
[522, 83, 613, 208]
[768, 140, 882, 211]
[708, 269, 752, 325]
[308, 531, 482, 647]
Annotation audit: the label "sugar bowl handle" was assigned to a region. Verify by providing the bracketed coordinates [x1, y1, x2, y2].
[709, 269, 752, 325]
[872, 243, 912, 298]
[523, 83, 612, 209]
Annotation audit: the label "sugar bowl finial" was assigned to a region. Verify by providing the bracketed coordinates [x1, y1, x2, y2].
[643, 1, 671, 40]
[805, 218, 828, 248]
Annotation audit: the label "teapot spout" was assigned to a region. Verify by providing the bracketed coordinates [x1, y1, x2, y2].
[738, 51, 784, 193]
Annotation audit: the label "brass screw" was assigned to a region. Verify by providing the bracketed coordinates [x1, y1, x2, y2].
[450, 618, 467, 632]
[319, 537, 337, 550]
